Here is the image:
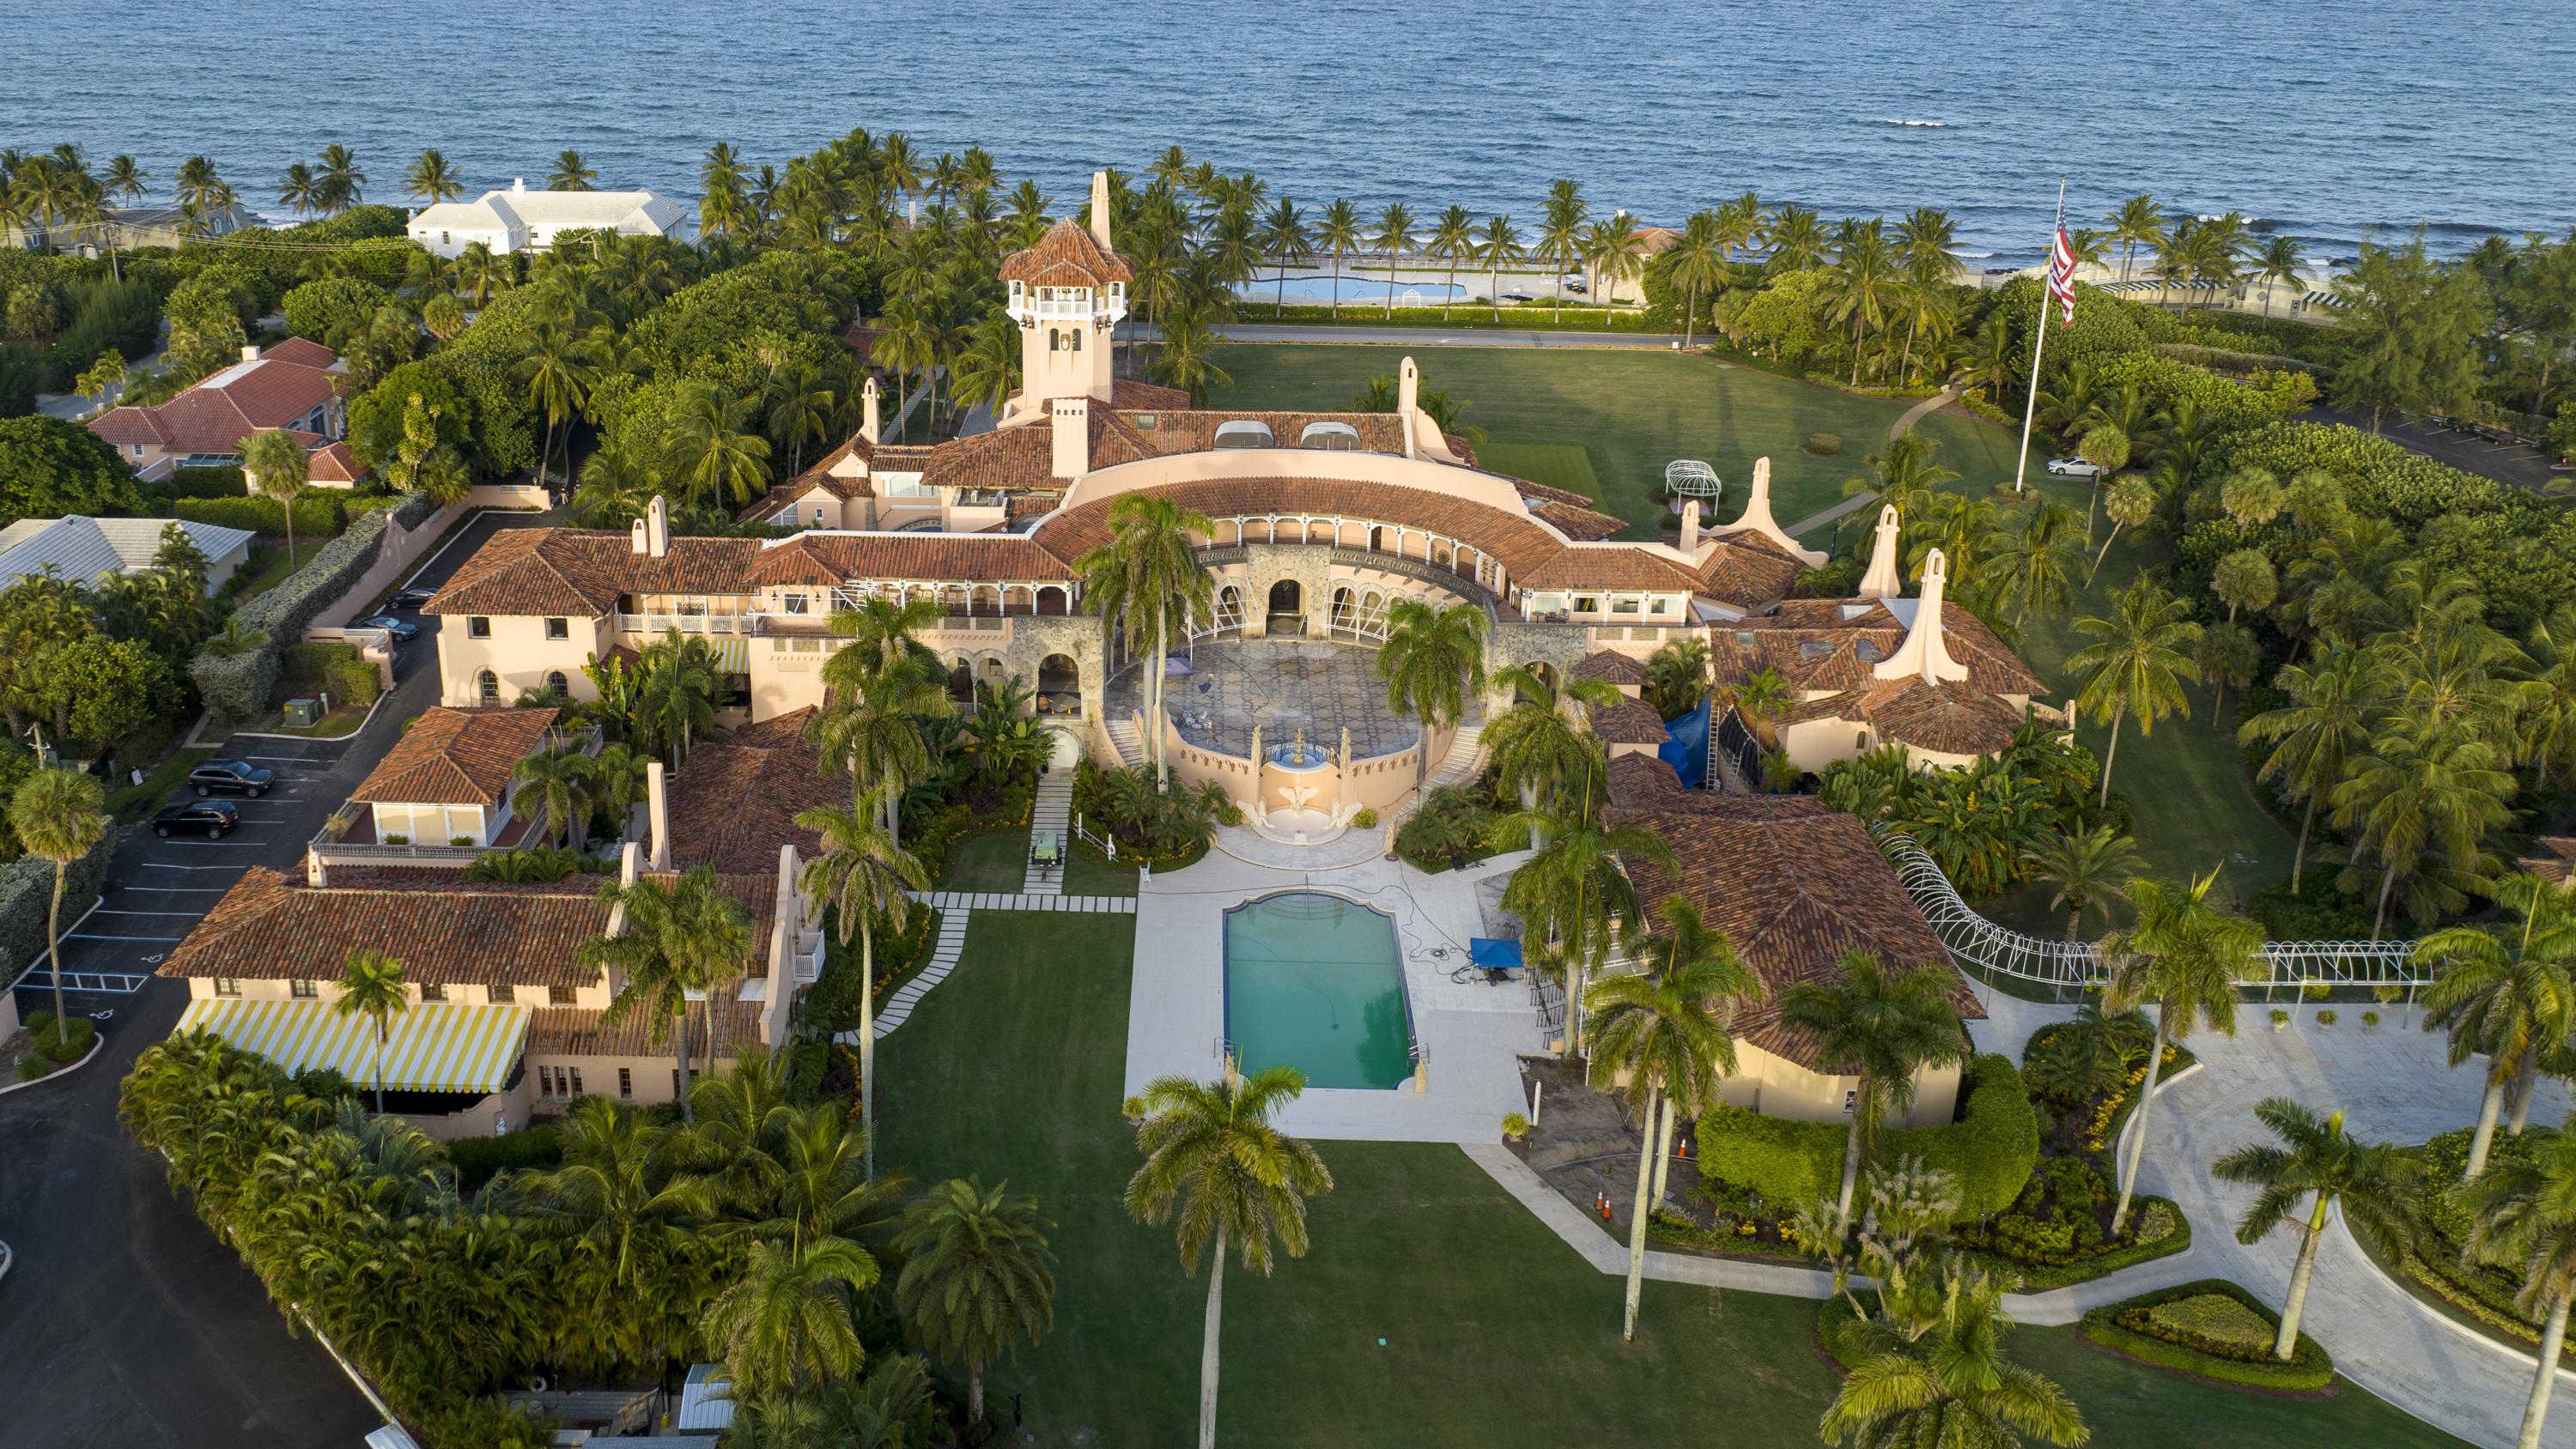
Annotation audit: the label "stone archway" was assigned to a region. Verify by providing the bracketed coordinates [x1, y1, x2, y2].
[1267, 579, 1304, 636]
[1038, 652, 1081, 710]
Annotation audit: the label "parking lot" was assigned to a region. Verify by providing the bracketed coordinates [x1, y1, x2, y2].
[0, 505, 560, 1449]
[2305, 405, 2566, 493]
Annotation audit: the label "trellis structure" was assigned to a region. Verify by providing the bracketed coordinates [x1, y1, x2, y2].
[1664, 459, 1723, 505]
[1874, 828, 2430, 997]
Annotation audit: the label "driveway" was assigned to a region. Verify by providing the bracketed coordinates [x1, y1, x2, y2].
[0, 505, 554, 1449]
[2305, 406, 2566, 494]
[1974, 986, 2576, 1449]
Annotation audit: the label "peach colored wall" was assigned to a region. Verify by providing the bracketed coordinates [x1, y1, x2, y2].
[1151, 711, 1452, 817]
[1711, 1040, 1963, 1128]
[435, 615, 612, 706]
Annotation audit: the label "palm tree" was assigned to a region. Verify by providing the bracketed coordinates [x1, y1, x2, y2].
[1150, 305, 1233, 405]
[239, 428, 310, 569]
[1483, 664, 1621, 812]
[2085, 473, 2157, 585]
[405, 149, 465, 204]
[583, 866, 752, 1123]
[1778, 952, 1967, 1218]
[1643, 637, 1712, 721]
[1476, 214, 1524, 323]
[1125, 1069, 1334, 1449]
[634, 630, 720, 767]
[2415, 874, 2576, 1178]
[763, 360, 835, 480]
[796, 787, 927, 1181]
[1424, 204, 1477, 323]
[10, 767, 106, 1029]
[2212, 1097, 2422, 1360]
[811, 652, 945, 840]
[2334, 718, 2516, 936]
[1255, 196, 1311, 318]
[1075, 494, 1215, 790]
[331, 948, 410, 1115]
[2106, 194, 2165, 285]
[1586, 211, 1649, 316]
[1760, 204, 1828, 272]
[1825, 219, 1905, 386]
[1375, 598, 1486, 785]
[1584, 897, 1759, 1339]
[1821, 1269, 2088, 1448]
[1538, 179, 1589, 322]
[2102, 868, 2265, 1233]
[891, 1176, 1056, 1425]
[101, 154, 146, 206]
[2021, 825, 2141, 940]
[455, 240, 512, 306]
[702, 1238, 878, 1403]
[524, 324, 604, 489]
[1493, 769, 1673, 1054]
[511, 745, 597, 851]
[547, 150, 597, 191]
[1372, 202, 1416, 319]
[1665, 210, 1727, 349]
[661, 379, 771, 509]
[2462, 1127, 2576, 1449]
[1313, 198, 1362, 319]
[2067, 579, 2202, 806]
[2256, 235, 2307, 318]
[1990, 501, 2087, 627]
[275, 162, 322, 219]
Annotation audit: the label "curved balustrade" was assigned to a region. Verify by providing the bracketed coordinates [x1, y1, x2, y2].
[1874, 828, 2429, 993]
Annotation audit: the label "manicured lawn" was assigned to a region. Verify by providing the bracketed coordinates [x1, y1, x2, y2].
[224, 536, 330, 601]
[1473, 441, 1604, 503]
[1063, 843, 1140, 897]
[1209, 344, 2033, 536]
[872, 911, 2457, 1447]
[939, 828, 1032, 893]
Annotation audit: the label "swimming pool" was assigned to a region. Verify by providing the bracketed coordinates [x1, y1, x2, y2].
[1223, 893, 1413, 1090]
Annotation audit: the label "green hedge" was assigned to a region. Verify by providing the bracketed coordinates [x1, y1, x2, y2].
[280, 641, 383, 706]
[2080, 1278, 2335, 1391]
[188, 491, 440, 724]
[793, 907, 943, 1035]
[0, 822, 124, 985]
[1966, 1195, 2191, 1288]
[1694, 1054, 2038, 1220]
[162, 464, 249, 500]
[174, 492, 348, 538]
[443, 1125, 562, 1191]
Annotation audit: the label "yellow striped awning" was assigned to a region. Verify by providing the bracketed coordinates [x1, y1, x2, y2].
[708, 636, 750, 673]
[176, 998, 531, 1094]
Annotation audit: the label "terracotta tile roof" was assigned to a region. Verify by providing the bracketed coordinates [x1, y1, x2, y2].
[667, 709, 842, 875]
[423, 530, 762, 616]
[1692, 534, 1808, 609]
[264, 336, 337, 367]
[1858, 677, 2028, 757]
[1032, 475, 1569, 579]
[997, 217, 1133, 287]
[352, 706, 560, 806]
[1589, 695, 1672, 746]
[1571, 650, 1649, 686]
[307, 440, 366, 484]
[160, 867, 607, 988]
[739, 436, 877, 519]
[1003, 379, 1191, 414]
[1606, 751, 1685, 804]
[1520, 545, 1698, 591]
[2520, 838, 2576, 885]
[1609, 795, 1977, 1070]
[530, 997, 768, 1060]
[1710, 603, 2044, 698]
[87, 344, 344, 458]
[1528, 499, 1629, 542]
[742, 532, 1076, 586]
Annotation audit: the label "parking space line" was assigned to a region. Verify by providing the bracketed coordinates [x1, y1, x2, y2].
[69, 932, 189, 943]
[93, 908, 204, 917]
[137, 862, 243, 870]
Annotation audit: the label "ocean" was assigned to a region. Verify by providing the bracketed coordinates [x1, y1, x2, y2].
[3, 0, 2570, 264]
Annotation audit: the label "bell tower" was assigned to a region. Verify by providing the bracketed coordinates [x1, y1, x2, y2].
[999, 170, 1130, 421]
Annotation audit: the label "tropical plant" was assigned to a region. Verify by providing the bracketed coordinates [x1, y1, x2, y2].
[547, 150, 598, 191]
[1125, 1069, 1333, 1449]
[2020, 825, 2142, 940]
[2211, 1097, 2422, 1360]
[510, 744, 598, 851]
[1312, 198, 1362, 320]
[701, 1237, 878, 1403]
[331, 948, 410, 1115]
[404, 149, 465, 204]
[2461, 1126, 2576, 1449]
[1074, 494, 1214, 789]
[1642, 637, 1711, 722]
[1778, 951, 1969, 1218]
[2067, 579, 2202, 805]
[1820, 1268, 2088, 1449]
[239, 427, 311, 566]
[582, 865, 753, 1123]
[10, 765, 106, 1030]
[1375, 598, 1485, 784]
[796, 784, 927, 1181]
[890, 1176, 1056, 1425]
[2415, 874, 2576, 1179]
[2239, 646, 2389, 894]
[2102, 868, 2265, 1233]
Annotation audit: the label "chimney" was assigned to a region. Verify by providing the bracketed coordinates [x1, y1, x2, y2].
[861, 375, 881, 444]
[630, 517, 647, 553]
[1716, 455, 1831, 567]
[647, 761, 671, 869]
[645, 494, 670, 558]
[1679, 500, 1702, 553]
[1858, 505, 1904, 599]
[1087, 169, 1112, 252]
[1875, 548, 1971, 686]
[511, 177, 526, 194]
[240, 343, 261, 363]
[1051, 395, 1090, 479]
[1399, 355, 1420, 415]
[606, 841, 642, 941]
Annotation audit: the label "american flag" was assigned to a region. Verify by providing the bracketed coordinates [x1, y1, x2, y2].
[2046, 227, 2079, 324]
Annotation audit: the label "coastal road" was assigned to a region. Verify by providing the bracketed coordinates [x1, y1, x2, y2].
[0, 505, 548, 1449]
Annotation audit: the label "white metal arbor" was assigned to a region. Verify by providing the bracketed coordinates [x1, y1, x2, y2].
[1664, 459, 1723, 506]
[1875, 828, 2429, 998]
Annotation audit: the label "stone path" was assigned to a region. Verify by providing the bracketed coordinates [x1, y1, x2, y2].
[1781, 385, 1961, 539]
[912, 890, 1138, 914]
[857, 909, 973, 1042]
[1022, 734, 1079, 896]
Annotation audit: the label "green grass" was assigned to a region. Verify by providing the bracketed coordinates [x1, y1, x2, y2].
[234, 700, 373, 740]
[107, 745, 216, 822]
[1064, 843, 1141, 897]
[1463, 442, 1604, 502]
[872, 912, 2459, 1447]
[939, 828, 1032, 893]
[225, 536, 330, 600]
[1209, 344, 2032, 535]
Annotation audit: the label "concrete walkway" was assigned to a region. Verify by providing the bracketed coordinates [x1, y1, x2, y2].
[857, 909, 972, 1042]
[912, 889, 1136, 914]
[1022, 731, 1080, 896]
[1783, 385, 1963, 538]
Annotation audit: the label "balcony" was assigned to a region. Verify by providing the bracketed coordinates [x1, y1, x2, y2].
[617, 613, 758, 635]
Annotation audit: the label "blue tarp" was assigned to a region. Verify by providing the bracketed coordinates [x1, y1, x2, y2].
[1469, 937, 1524, 971]
[1658, 697, 1711, 789]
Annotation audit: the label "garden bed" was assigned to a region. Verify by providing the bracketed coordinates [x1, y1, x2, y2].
[2, 1015, 101, 1086]
[2078, 1279, 2336, 1393]
[2355, 1125, 2576, 1365]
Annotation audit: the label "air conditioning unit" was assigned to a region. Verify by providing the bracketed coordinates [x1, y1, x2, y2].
[282, 698, 319, 727]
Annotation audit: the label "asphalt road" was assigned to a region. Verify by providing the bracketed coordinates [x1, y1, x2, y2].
[2303, 405, 2567, 493]
[0, 505, 551, 1449]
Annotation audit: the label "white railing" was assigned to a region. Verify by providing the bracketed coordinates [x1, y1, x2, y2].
[1874, 826, 2428, 995]
[617, 614, 756, 635]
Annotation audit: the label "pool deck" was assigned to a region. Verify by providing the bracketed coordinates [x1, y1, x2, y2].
[1125, 846, 1546, 1143]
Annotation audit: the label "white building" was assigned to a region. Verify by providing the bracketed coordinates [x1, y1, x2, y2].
[0, 515, 255, 595]
[405, 179, 696, 258]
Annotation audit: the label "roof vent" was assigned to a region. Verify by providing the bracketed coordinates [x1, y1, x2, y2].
[1298, 421, 1361, 451]
[1212, 420, 1274, 450]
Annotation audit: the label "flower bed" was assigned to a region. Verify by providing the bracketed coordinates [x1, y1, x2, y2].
[2080, 1279, 2336, 1391]
[2366, 1126, 2576, 1362]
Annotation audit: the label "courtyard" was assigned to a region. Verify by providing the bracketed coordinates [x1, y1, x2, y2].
[1104, 636, 1422, 759]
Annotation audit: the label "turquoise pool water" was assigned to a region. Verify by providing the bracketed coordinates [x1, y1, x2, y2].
[1223, 893, 1413, 1091]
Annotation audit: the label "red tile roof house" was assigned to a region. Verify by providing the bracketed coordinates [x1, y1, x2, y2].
[85, 338, 355, 484]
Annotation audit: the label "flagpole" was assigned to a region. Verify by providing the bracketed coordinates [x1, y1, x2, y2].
[2010, 179, 2068, 498]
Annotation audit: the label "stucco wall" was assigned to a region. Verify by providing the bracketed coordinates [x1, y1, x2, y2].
[437, 614, 612, 706]
[1713, 1040, 1964, 1129]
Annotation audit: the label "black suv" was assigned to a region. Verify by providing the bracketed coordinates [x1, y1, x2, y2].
[189, 761, 276, 797]
[154, 801, 240, 839]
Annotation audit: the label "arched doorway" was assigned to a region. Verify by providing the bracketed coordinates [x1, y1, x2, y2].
[1518, 661, 1559, 702]
[945, 656, 975, 704]
[1267, 579, 1303, 636]
[1037, 652, 1080, 713]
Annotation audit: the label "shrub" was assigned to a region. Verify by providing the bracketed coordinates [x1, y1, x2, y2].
[280, 641, 382, 706]
[174, 492, 348, 538]
[162, 464, 250, 500]
[1695, 1054, 2037, 1220]
[2081, 1278, 2333, 1390]
[793, 908, 942, 1034]
[1802, 431, 1842, 456]
[23, 1010, 98, 1064]
[2269, 1008, 2290, 1028]
[1352, 806, 1378, 829]
[1394, 784, 1500, 870]
[2362, 1009, 2381, 1029]
[189, 490, 439, 724]
[2315, 1009, 2337, 1027]
[0, 823, 121, 990]
[443, 1126, 562, 1191]
[1501, 1112, 1530, 1143]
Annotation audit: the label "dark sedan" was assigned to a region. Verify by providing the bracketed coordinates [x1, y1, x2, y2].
[153, 801, 240, 839]
[392, 586, 437, 609]
[355, 614, 420, 641]
[187, 761, 275, 797]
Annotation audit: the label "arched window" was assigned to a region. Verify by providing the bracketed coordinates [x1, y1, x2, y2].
[1048, 328, 1061, 352]
[1070, 328, 1082, 353]
[544, 670, 568, 697]
[477, 670, 500, 706]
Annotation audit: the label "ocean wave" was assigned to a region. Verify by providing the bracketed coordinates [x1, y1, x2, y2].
[1878, 118, 1947, 128]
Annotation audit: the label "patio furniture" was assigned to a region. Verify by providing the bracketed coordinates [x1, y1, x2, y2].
[1030, 830, 1063, 873]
